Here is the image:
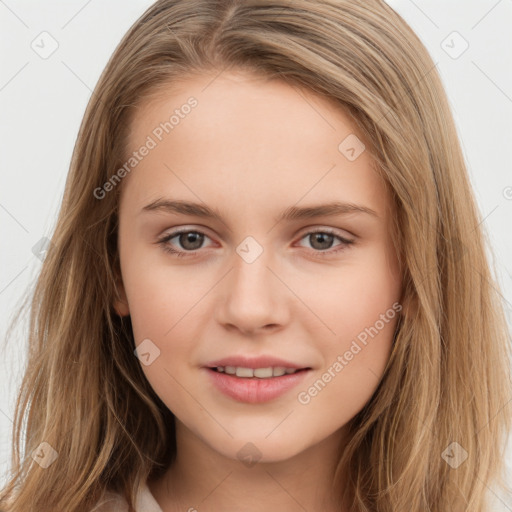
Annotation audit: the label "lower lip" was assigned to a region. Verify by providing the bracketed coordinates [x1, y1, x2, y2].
[204, 368, 311, 403]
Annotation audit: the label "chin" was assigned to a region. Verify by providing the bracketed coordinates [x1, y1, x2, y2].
[206, 433, 310, 466]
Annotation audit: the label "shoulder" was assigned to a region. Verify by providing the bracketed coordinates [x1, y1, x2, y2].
[90, 490, 128, 512]
[90, 483, 163, 512]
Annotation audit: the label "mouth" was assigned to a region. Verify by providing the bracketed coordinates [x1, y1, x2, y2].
[208, 366, 310, 378]
[204, 366, 312, 403]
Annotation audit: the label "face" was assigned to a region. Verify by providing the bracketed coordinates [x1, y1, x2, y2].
[114, 70, 402, 463]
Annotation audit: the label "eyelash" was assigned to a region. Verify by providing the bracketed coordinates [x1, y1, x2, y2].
[156, 228, 355, 259]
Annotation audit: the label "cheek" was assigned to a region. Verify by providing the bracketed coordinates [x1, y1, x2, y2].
[303, 246, 400, 397]
[122, 251, 206, 340]
[120, 257, 208, 406]
[305, 246, 400, 342]
[127, 287, 197, 414]
[297, 314, 398, 428]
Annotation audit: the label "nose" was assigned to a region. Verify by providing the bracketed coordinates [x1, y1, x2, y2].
[215, 249, 289, 336]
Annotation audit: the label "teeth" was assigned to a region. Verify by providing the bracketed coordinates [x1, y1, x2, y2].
[236, 367, 254, 378]
[214, 366, 300, 378]
[254, 367, 273, 378]
[272, 367, 287, 377]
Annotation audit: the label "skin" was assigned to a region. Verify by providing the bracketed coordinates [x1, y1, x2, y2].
[114, 70, 402, 511]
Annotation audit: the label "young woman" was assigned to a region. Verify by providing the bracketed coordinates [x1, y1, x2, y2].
[1, 0, 510, 510]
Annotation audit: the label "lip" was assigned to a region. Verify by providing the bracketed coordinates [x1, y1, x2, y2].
[205, 355, 308, 370]
[203, 368, 312, 404]
[203, 355, 312, 403]
[205, 367, 311, 403]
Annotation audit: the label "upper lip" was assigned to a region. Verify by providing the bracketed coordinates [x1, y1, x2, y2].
[205, 355, 310, 370]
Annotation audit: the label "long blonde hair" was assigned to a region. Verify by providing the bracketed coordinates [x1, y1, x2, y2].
[1, 0, 510, 510]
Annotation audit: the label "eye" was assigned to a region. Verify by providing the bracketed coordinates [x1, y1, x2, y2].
[156, 227, 355, 259]
[296, 229, 355, 257]
[156, 229, 214, 258]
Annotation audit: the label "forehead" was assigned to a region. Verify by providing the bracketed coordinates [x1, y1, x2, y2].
[128, 69, 362, 148]
[121, 70, 389, 218]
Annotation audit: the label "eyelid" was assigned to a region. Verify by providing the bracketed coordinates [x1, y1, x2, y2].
[294, 227, 355, 255]
[295, 225, 355, 240]
[158, 225, 216, 242]
[156, 224, 356, 259]
[158, 225, 354, 245]
[157, 227, 217, 248]
[160, 224, 355, 239]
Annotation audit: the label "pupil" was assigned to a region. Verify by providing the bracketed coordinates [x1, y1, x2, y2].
[311, 233, 333, 250]
[180, 232, 203, 250]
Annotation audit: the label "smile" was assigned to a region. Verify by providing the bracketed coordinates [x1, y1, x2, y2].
[212, 366, 301, 378]
[205, 367, 311, 403]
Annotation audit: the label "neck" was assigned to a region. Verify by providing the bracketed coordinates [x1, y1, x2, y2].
[148, 420, 351, 512]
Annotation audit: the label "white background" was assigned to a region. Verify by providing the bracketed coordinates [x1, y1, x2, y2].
[1, 0, 511, 507]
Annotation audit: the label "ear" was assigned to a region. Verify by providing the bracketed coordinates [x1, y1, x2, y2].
[113, 276, 130, 317]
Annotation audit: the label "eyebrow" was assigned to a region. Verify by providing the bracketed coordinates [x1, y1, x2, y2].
[140, 198, 378, 223]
